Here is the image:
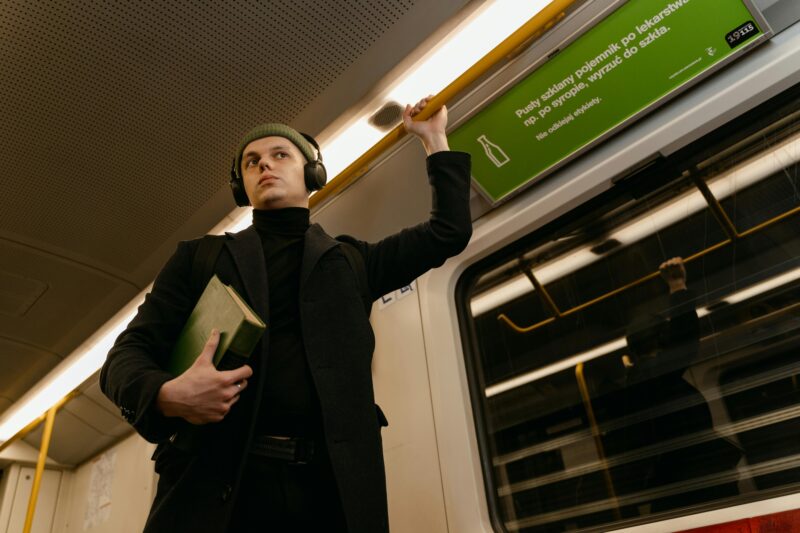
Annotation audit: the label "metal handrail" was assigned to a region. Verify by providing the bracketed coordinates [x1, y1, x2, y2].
[498, 199, 800, 333]
[309, 0, 577, 209]
[23, 406, 56, 533]
[0, 390, 77, 454]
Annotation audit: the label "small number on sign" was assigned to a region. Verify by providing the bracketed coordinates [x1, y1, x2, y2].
[725, 21, 757, 48]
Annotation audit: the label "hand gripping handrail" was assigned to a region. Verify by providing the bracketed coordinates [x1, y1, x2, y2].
[309, 0, 577, 210]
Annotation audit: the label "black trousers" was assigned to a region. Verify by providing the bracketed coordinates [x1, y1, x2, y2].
[227, 445, 348, 532]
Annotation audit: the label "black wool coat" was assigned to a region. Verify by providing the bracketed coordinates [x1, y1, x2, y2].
[99, 151, 472, 533]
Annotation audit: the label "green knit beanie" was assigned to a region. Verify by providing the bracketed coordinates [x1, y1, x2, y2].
[235, 123, 316, 181]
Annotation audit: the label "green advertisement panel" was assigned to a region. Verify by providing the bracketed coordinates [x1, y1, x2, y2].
[450, 0, 770, 204]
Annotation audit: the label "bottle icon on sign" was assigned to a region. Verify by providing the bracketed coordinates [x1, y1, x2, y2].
[477, 134, 510, 167]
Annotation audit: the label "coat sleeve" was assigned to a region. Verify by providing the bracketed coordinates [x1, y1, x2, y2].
[99, 239, 200, 443]
[338, 151, 473, 301]
[661, 288, 700, 370]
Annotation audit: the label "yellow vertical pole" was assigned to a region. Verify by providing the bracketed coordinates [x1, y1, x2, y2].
[22, 406, 57, 533]
[575, 363, 621, 519]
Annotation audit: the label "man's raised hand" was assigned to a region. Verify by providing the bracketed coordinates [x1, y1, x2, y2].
[403, 95, 450, 155]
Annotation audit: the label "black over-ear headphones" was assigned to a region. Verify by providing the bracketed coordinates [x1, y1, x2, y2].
[229, 132, 327, 207]
[301, 133, 327, 192]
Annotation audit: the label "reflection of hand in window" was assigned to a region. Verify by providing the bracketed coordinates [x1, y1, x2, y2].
[625, 256, 699, 375]
[659, 256, 687, 294]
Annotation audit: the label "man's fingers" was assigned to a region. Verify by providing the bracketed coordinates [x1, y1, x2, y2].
[229, 379, 247, 397]
[226, 394, 241, 409]
[222, 364, 253, 384]
[403, 104, 413, 127]
[407, 97, 445, 120]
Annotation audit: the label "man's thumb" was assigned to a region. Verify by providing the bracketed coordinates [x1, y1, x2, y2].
[199, 329, 220, 365]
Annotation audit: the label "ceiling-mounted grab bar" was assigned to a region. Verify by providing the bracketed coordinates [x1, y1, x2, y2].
[497, 192, 800, 334]
[309, 1, 576, 210]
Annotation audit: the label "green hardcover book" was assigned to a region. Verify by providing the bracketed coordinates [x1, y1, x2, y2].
[167, 274, 266, 376]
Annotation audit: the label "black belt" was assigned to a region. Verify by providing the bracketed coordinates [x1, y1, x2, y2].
[249, 435, 316, 464]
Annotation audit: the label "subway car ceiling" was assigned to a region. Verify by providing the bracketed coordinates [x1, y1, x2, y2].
[0, 0, 797, 502]
[0, 0, 491, 466]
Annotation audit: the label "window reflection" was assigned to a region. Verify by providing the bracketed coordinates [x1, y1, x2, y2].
[462, 103, 800, 531]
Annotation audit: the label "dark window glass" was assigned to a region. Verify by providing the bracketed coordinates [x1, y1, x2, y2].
[460, 93, 800, 531]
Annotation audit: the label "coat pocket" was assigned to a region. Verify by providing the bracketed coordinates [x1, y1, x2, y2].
[151, 440, 192, 477]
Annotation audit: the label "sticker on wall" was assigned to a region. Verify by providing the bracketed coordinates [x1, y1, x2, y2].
[84, 450, 116, 531]
[378, 280, 417, 309]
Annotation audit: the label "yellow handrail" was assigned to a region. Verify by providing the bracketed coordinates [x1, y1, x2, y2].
[576, 363, 621, 520]
[0, 390, 78, 454]
[498, 204, 800, 334]
[23, 406, 56, 533]
[310, 0, 577, 210]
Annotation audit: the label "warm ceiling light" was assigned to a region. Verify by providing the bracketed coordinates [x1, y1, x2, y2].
[0, 290, 148, 442]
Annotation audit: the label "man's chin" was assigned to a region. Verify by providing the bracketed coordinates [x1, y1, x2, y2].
[253, 192, 287, 210]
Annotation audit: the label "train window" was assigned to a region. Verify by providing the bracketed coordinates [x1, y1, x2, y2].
[458, 87, 800, 532]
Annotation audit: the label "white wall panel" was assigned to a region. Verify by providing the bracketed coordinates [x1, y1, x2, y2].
[53, 434, 155, 533]
[0, 465, 61, 533]
[370, 285, 449, 532]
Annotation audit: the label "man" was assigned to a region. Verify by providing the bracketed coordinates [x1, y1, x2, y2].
[100, 96, 472, 532]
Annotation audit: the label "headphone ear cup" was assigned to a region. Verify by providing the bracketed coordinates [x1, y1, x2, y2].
[229, 159, 251, 206]
[230, 179, 250, 206]
[304, 160, 327, 192]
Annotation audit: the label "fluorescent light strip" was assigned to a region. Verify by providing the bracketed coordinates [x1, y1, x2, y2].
[319, 0, 551, 178]
[0, 2, 556, 444]
[484, 265, 800, 399]
[0, 288, 148, 442]
[485, 266, 800, 399]
[385, 1, 552, 107]
[471, 134, 800, 317]
[470, 276, 537, 317]
[697, 266, 800, 318]
[485, 337, 627, 398]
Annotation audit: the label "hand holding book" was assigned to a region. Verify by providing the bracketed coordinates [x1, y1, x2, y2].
[156, 275, 266, 425]
[156, 329, 253, 425]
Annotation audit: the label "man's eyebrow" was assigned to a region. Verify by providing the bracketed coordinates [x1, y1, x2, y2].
[269, 145, 292, 152]
[243, 145, 292, 158]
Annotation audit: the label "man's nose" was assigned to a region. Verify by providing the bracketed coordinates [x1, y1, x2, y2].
[259, 158, 272, 171]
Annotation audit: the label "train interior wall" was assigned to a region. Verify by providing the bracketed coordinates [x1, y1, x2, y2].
[2, 2, 800, 532]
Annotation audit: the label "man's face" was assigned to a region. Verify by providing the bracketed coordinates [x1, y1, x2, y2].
[241, 136, 308, 210]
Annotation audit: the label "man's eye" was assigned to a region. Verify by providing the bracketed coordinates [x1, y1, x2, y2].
[275, 152, 288, 159]
[245, 159, 258, 167]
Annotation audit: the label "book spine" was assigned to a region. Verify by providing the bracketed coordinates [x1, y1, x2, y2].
[227, 320, 264, 357]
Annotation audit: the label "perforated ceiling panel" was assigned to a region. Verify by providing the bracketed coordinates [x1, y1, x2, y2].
[0, 0, 493, 464]
[0, 0, 414, 273]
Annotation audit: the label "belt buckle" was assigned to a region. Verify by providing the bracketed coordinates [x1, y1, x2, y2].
[290, 437, 315, 465]
[260, 436, 314, 464]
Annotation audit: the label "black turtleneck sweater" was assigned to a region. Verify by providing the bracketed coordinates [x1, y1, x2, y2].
[251, 207, 323, 437]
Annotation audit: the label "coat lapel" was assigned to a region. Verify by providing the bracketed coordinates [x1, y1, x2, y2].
[224, 225, 268, 323]
[300, 223, 339, 292]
